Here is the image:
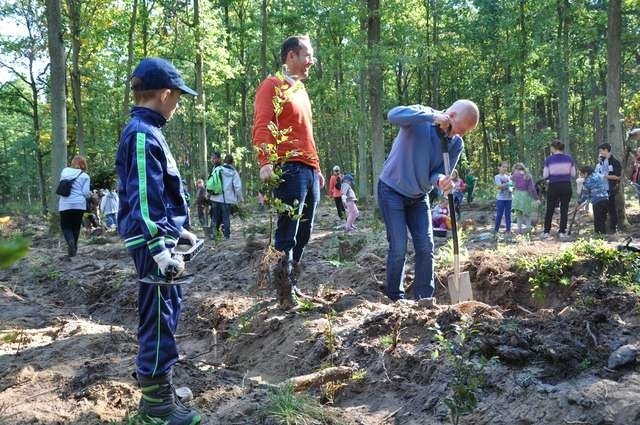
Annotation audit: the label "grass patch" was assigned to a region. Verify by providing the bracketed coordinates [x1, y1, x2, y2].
[85, 236, 112, 245]
[260, 385, 343, 425]
[111, 411, 167, 424]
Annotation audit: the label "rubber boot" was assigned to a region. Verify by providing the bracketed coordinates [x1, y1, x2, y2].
[138, 372, 201, 425]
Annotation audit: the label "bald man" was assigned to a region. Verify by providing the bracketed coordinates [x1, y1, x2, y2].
[378, 100, 479, 302]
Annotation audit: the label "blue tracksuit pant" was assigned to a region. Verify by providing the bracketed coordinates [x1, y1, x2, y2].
[130, 247, 182, 378]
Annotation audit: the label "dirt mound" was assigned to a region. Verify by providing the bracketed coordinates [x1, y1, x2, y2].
[3, 205, 640, 424]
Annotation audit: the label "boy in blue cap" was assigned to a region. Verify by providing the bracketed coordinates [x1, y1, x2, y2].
[116, 57, 201, 425]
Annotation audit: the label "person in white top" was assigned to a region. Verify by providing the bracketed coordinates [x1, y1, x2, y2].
[100, 188, 119, 230]
[57, 155, 91, 257]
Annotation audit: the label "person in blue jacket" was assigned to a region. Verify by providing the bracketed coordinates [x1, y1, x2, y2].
[378, 100, 479, 302]
[115, 57, 201, 425]
[577, 165, 609, 235]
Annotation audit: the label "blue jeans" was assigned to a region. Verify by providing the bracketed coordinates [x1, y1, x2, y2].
[274, 162, 320, 263]
[378, 180, 434, 300]
[494, 199, 512, 233]
[211, 201, 231, 239]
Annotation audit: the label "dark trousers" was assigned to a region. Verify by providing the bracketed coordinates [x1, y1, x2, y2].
[59, 209, 84, 256]
[593, 201, 608, 234]
[607, 191, 618, 232]
[130, 247, 182, 379]
[334, 197, 345, 219]
[544, 181, 572, 233]
[211, 201, 231, 239]
[466, 186, 475, 204]
[197, 203, 209, 228]
[274, 162, 319, 263]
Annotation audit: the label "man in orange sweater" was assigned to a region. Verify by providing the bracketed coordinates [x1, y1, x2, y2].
[253, 35, 325, 309]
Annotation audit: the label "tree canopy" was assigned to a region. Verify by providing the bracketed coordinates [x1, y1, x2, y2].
[1, 0, 639, 213]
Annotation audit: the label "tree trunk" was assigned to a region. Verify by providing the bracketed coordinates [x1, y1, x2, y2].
[430, 0, 440, 107]
[606, 0, 625, 227]
[46, 0, 68, 219]
[194, 0, 208, 178]
[260, 0, 269, 77]
[556, 0, 570, 151]
[368, 0, 383, 203]
[358, 68, 369, 201]
[517, 0, 526, 160]
[66, 0, 84, 156]
[121, 0, 138, 125]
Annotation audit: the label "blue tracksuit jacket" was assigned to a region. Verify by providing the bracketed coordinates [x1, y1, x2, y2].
[116, 106, 189, 255]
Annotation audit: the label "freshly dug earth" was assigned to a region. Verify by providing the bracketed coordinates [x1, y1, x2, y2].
[1, 203, 640, 425]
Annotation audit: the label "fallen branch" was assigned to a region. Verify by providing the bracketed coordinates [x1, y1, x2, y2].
[279, 366, 355, 392]
[586, 322, 598, 346]
[85, 266, 105, 276]
[378, 407, 402, 424]
[516, 304, 534, 315]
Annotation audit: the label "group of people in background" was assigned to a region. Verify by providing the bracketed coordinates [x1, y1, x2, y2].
[490, 139, 623, 239]
[57, 154, 121, 258]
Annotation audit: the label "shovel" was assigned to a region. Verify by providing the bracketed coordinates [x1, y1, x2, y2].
[438, 127, 473, 304]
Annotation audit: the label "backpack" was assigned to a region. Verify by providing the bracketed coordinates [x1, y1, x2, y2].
[206, 166, 223, 195]
[334, 176, 342, 191]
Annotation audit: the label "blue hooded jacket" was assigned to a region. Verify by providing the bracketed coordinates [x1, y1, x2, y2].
[578, 172, 609, 206]
[116, 107, 189, 256]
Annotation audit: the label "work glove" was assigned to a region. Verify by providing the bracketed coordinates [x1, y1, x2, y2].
[153, 250, 185, 276]
[180, 229, 198, 246]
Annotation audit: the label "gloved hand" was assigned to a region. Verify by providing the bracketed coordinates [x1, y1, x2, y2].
[153, 250, 185, 276]
[180, 229, 198, 246]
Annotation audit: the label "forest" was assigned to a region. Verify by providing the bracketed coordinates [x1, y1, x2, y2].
[1, 0, 639, 215]
[4, 2, 640, 424]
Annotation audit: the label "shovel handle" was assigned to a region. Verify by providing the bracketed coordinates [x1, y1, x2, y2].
[438, 127, 460, 259]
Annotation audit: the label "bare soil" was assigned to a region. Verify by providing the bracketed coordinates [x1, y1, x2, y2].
[2, 202, 640, 425]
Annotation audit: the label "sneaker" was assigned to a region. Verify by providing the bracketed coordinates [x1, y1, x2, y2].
[540, 232, 552, 240]
[558, 232, 569, 240]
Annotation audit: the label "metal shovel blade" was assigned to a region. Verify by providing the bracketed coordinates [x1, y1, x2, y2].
[447, 270, 473, 304]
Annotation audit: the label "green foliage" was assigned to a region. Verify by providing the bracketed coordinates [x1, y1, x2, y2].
[110, 411, 167, 425]
[297, 298, 316, 313]
[431, 320, 486, 425]
[517, 239, 640, 299]
[435, 229, 468, 270]
[0, 237, 29, 268]
[518, 249, 577, 299]
[578, 358, 592, 371]
[323, 310, 337, 361]
[378, 334, 395, 349]
[2, 0, 640, 210]
[260, 385, 342, 425]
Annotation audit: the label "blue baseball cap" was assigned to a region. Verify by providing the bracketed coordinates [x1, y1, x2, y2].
[131, 57, 197, 96]
[343, 173, 354, 182]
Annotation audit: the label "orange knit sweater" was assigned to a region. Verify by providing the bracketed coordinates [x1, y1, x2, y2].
[252, 76, 320, 171]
